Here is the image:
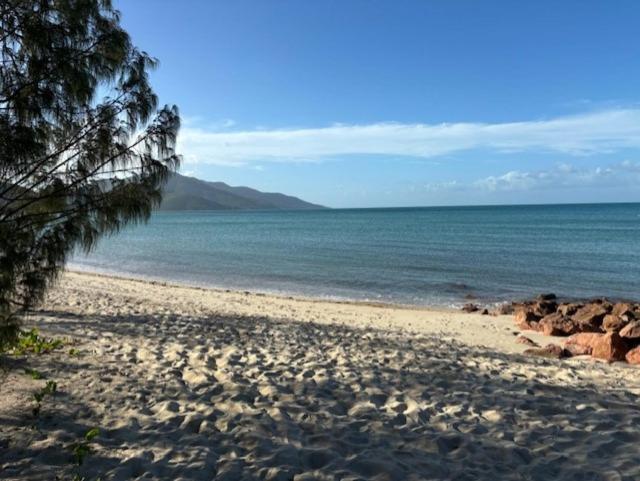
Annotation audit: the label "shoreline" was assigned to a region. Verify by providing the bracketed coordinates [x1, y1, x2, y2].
[66, 267, 464, 313]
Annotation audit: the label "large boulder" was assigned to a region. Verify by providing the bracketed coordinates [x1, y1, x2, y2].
[602, 314, 629, 333]
[625, 346, 640, 364]
[564, 343, 592, 356]
[619, 320, 640, 340]
[564, 332, 603, 354]
[591, 333, 628, 362]
[538, 312, 578, 336]
[571, 304, 608, 331]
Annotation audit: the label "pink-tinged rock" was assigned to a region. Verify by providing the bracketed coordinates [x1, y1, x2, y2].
[625, 346, 640, 364]
[619, 321, 640, 340]
[565, 332, 604, 349]
[564, 343, 592, 356]
[516, 335, 538, 347]
[602, 314, 629, 333]
[571, 304, 608, 331]
[539, 313, 578, 336]
[612, 302, 634, 318]
[558, 303, 581, 317]
[524, 343, 568, 359]
[591, 333, 628, 362]
[515, 309, 541, 331]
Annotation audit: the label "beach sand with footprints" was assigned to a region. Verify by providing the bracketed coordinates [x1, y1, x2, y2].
[2, 271, 640, 480]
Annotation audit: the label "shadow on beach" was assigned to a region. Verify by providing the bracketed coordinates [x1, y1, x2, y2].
[2, 308, 640, 481]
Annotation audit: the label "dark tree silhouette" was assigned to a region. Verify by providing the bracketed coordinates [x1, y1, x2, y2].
[0, 0, 180, 348]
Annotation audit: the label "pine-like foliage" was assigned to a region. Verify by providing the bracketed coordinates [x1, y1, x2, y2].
[0, 0, 180, 349]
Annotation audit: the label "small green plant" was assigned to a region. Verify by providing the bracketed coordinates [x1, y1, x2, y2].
[32, 380, 57, 417]
[13, 329, 64, 356]
[71, 428, 100, 466]
[68, 348, 81, 357]
[24, 368, 44, 380]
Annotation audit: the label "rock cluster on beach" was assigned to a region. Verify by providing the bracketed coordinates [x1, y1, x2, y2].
[511, 294, 640, 364]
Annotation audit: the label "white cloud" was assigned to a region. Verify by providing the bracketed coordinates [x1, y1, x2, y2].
[431, 161, 640, 193]
[177, 109, 640, 166]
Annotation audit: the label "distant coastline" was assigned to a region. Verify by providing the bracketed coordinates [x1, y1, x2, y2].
[158, 172, 326, 211]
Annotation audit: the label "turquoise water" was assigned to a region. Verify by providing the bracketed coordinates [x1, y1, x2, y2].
[70, 203, 640, 306]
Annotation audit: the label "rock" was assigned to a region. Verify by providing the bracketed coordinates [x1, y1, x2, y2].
[591, 332, 628, 362]
[515, 335, 538, 347]
[571, 304, 608, 331]
[497, 303, 514, 315]
[564, 343, 592, 356]
[625, 346, 640, 364]
[558, 303, 581, 317]
[514, 309, 541, 330]
[539, 312, 577, 336]
[537, 293, 557, 301]
[524, 343, 568, 359]
[612, 302, 635, 318]
[481, 309, 489, 315]
[462, 303, 479, 313]
[532, 300, 558, 317]
[565, 332, 603, 351]
[602, 314, 629, 333]
[619, 320, 640, 340]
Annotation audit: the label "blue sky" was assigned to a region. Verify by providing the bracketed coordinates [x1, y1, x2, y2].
[116, 0, 640, 207]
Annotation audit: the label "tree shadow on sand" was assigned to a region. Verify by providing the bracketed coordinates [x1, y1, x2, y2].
[2, 308, 640, 481]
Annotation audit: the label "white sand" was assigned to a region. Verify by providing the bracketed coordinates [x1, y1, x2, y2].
[2, 270, 640, 480]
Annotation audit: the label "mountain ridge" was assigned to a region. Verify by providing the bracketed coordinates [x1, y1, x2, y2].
[158, 173, 326, 211]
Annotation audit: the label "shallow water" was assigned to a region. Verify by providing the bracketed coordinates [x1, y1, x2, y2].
[70, 203, 640, 306]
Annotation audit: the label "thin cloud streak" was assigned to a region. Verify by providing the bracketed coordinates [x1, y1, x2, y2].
[422, 161, 640, 193]
[177, 109, 640, 166]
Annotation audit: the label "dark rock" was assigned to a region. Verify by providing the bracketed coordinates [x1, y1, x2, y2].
[537, 293, 557, 301]
[481, 309, 489, 315]
[462, 303, 479, 313]
[532, 300, 558, 317]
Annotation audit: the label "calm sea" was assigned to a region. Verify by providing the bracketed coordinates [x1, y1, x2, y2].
[70, 203, 640, 307]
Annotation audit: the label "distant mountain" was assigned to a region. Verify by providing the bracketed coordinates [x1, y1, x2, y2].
[158, 173, 326, 211]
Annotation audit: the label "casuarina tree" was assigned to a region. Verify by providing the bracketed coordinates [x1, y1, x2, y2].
[0, 0, 181, 349]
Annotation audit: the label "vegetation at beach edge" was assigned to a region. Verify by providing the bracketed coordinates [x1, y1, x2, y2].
[0, 0, 180, 350]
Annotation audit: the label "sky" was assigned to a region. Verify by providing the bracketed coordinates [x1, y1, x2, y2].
[115, 0, 640, 208]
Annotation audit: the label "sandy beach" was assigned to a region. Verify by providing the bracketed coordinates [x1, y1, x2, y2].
[2, 271, 640, 480]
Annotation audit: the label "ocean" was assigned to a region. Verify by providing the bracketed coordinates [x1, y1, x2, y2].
[70, 203, 640, 307]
